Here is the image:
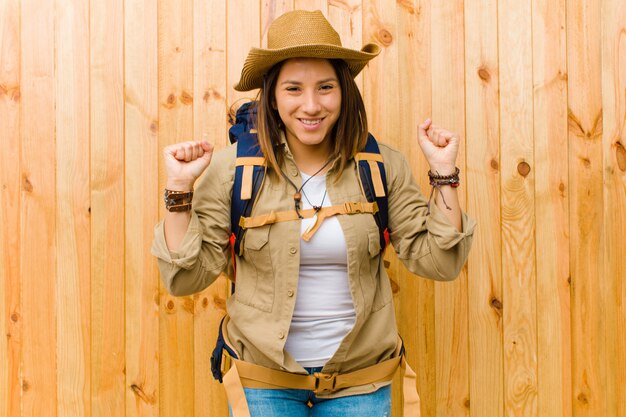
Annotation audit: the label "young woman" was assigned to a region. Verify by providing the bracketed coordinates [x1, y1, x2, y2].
[152, 10, 475, 417]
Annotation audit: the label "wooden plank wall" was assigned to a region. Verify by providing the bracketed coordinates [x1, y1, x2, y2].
[0, 0, 624, 416]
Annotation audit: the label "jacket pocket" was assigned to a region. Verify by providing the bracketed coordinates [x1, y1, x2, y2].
[236, 225, 275, 312]
[368, 226, 392, 312]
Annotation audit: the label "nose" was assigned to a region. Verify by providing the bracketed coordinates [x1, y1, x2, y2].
[301, 90, 322, 114]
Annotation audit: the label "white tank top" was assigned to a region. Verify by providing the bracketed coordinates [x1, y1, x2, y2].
[284, 172, 356, 367]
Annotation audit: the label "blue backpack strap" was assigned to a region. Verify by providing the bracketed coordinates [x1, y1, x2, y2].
[229, 101, 257, 144]
[210, 316, 239, 383]
[229, 102, 266, 257]
[356, 133, 390, 251]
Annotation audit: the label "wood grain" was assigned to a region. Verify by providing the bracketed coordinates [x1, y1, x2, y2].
[431, 0, 470, 416]
[394, 0, 436, 416]
[55, 0, 92, 415]
[0, 1, 21, 416]
[601, 0, 626, 415]
[158, 0, 195, 416]
[227, 0, 261, 107]
[498, 0, 538, 415]
[125, 0, 160, 415]
[90, 0, 126, 414]
[464, 0, 504, 415]
[20, 0, 58, 415]
[567, 0, 606, 416]
[262, 0, 294, 48]
[193, 0, 229, 415]
[328, 0, 363, 89]
[532, 0, 571, 416]
[3, 1, 626, 416]
[294, 0, 327, 13]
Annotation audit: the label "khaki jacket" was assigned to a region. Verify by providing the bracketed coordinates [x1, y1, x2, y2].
[152, 134, 476, 396]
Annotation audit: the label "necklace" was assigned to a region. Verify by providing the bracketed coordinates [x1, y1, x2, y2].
[281, 158, 332, 219]
[301, 187, 327, 211]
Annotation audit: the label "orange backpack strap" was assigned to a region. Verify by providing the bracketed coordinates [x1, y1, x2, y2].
[239, 201, 379, 241]
[216, 317, 421, 417]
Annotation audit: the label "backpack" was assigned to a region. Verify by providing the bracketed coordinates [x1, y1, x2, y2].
[228, 101, 390, 264]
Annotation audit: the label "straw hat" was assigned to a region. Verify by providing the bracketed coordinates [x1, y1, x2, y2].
[234, 10, 380, 91]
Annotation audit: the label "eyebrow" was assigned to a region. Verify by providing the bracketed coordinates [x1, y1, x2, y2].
[280, 78, 338, 85]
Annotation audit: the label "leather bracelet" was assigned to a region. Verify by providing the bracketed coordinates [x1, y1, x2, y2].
[164, 189, 193, 212]
[426, 167, 460, 213]
[428, 167, 460, 186]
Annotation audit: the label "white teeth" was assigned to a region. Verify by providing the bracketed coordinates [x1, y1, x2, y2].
[300, 119, 321, 125]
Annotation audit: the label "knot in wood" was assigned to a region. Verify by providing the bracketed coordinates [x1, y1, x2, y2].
[490, 297, 503, 310]
[165, 93, 176, 109]
[22, 176, 33, 192]
[180, 91, 193, 105]
[517, 161, 531, 177]
[615, 141, 626, 171]
[477, 67, 491, 82]
[377, 28, 393, 46]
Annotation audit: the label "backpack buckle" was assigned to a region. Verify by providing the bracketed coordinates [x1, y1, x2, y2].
[343, 202, 363, 213]
[313, 372, 338, 394]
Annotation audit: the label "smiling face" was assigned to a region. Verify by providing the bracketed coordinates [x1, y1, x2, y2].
[274, 58, 342, 161]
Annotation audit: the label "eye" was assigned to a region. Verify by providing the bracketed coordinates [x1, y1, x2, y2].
[319, 84, 334, 91]
[285, 86, 300, 92]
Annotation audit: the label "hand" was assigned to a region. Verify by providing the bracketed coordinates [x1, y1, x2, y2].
[163, 139, 214, 190]
[417, 118, 460, 175]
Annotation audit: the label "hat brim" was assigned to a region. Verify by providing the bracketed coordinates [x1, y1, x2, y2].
[233, 43, 380, 92]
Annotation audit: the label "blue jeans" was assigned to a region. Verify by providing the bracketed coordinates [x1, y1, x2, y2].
[229, 367, 391, 417]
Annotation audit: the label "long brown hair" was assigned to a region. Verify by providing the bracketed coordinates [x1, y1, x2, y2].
[254, 58, 369, 180]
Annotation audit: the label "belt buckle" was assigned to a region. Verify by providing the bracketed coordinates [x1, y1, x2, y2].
[221, 352, 232, 375]
[313, 372, 338, 394]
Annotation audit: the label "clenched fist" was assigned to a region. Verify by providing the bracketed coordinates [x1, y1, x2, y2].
[417, 118, 460, 175]
[164, 139, 214, 190]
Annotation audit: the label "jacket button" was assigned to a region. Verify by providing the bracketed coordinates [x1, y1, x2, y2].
[289, 247, 297, 254]
[287, 289, 294, 297]
[291, 170, 298, 177]
[278, 331, 285, 339]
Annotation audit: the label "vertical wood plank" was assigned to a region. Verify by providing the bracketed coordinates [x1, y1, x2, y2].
[294, 0, 327, 14]
[20, 0, 58, 415]
[90, 0, 125, 414]
[158, 0, 195, 416]
[498, 0, 538, 415]
[567, 0, 605, 415]
[125, 0, 159, 415]
[55, 0, 92, 415]
[532, 0, 571, 416]
[227, 1, 261, 109]
[601, 0, 626, 415]
[0, 1, 21, 416]
[464, 0, 504, 415]
[393, 0, 436, 416]
[328, 0, 363, 89]
[362, 0, 399, 141]
[431, 1, 469, 416]
[362, 0, 420, 416]
[193, 0, 230, 416]
[262, 0, 294, 48]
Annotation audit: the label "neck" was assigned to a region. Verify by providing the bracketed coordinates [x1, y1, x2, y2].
[284, 134, 332, 176]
